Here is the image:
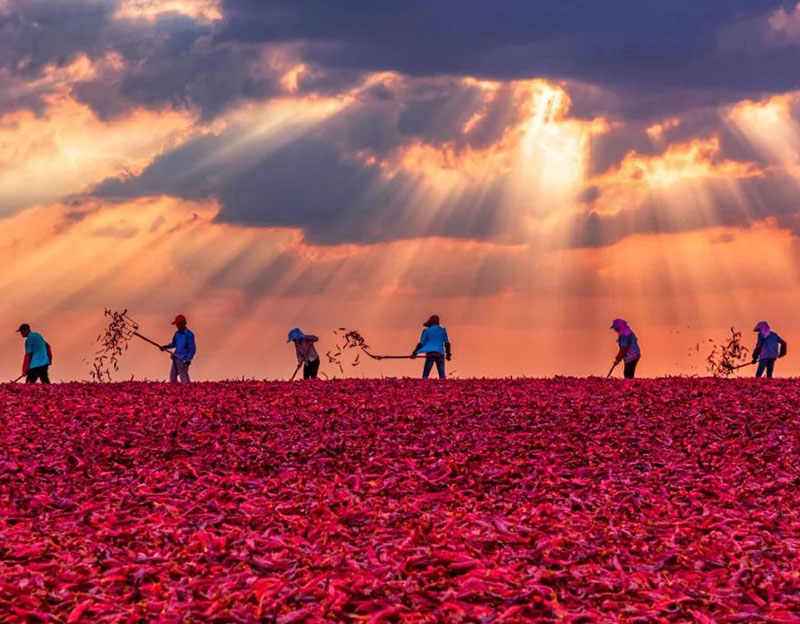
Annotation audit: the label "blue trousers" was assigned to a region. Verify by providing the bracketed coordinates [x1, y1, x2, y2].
[422, 355, 446, 379]
[756, 358, 776, 378]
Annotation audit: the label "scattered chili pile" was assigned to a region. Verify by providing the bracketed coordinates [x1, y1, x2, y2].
[1, 378, 799, 622]
[706, 328, 751, 377]
[89, 309, 136, 382]
[326, 329, 370, 373]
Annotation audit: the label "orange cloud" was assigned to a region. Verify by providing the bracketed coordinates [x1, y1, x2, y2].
[114, 0, 222, 21]
[0, 92, 195, 214]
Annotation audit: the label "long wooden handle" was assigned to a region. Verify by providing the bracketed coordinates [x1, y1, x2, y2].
[363, 349, 413, 360]
[132, 332, 185, 362]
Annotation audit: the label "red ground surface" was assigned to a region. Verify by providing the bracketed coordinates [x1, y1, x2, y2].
[1, 379, 799, 622]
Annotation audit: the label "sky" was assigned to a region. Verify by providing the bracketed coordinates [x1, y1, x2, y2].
[3, 0, 800, 381]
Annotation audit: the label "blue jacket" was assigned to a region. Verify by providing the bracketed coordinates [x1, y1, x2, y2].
[165, 329, 196, 362]
[415, 325, 450, 355]
[754, 332, 786, 361]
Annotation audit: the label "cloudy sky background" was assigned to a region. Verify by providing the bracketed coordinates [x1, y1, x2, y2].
[3, 0, 800, 380]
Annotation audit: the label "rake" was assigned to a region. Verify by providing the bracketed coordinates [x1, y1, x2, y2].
[11, 374, 24, 383]
[118, 312, 185, 362]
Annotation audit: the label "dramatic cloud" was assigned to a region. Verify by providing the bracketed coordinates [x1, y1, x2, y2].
[220, 1, 800, 109]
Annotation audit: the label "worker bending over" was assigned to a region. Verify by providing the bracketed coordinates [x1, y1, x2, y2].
[611, 318, 641, 379]
[17, 323, 53, 384]
[288, 328, 320, 379]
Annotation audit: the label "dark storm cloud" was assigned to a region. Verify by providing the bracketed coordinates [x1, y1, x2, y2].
[219, 1, 799, 108]
[0, 0, 295, 118]
[5, 1, 799, 121]
[91, 76, 532, 245]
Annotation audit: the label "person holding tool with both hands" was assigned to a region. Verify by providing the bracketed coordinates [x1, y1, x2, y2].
[17, 323, 53, 384]
[411, 315, 452, 379]
[610, 318, 641, 379]
[288, 328, 320, 379]
[160, 314, 196, 383]
[752, 321, 787, 378]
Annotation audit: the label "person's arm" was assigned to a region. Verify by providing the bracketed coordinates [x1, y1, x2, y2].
[752, 335, 763, 362]
[779, 336, 788, 358]
[412, 330, 425, 358]
[161, 333, 177, 351]
[614, 335, 629, 364]
[445, 342, 452, 361]
[22, 337, 32, 374]
[305, 335, 319, 342]
[46, 343, 53, 365]
[185, 332, 197, 363]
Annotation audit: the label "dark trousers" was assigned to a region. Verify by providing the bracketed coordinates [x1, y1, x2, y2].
[304, 358, 320, 379]
[623, 358, 639, 379]
[756, 358, 776, 378]
[26, 366, 50, 384]
[422, 354, 446, 379]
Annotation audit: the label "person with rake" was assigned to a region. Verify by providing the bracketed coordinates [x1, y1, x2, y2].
[160, 314, 196, 383]
[287, 328, 320, 379]
[16, 323, 53, 384]
[751, 321, 787, 379]
[411, 315, 452, 379]
[610, 318, 641, 379]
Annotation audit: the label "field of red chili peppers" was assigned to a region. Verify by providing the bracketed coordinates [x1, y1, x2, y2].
[2, 378, 800, 622]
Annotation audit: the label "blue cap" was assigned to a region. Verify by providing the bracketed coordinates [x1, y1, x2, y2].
[287, 328, 304, 343]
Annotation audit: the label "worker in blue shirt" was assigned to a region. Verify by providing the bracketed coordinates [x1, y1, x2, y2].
[752, 321, 787, 378]
[16, 323, 53, 384]
[160, 314, 196, 383]
[411, 315, 452, 379]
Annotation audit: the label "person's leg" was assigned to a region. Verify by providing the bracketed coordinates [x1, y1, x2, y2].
[178, 360, 191, 383]
[422, 356, 434, 379]
[756, 360, 766, 378]
[170, 360, 179, 383]
[624, 358, 638, 379]
[436, 355, 446, 379]
[40, 366, 50, 384]
[25, 367, 39, 384]
[766, 358, 776, 379]
[306, 358, 319, 379]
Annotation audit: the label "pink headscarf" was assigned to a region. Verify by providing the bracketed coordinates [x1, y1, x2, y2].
[753, 321, 771, 338]
[610, 319, 632, 335]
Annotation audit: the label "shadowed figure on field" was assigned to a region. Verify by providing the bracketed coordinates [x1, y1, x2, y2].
[17, 323, 52, 384]
[411, 315, 451, 379]
[752, 321, 787, 378]
[160, 315, 196, 383]
[288, 328, 320, 379]
[611, 319, 641, 379]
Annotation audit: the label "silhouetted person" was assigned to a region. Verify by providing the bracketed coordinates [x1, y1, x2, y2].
[752, 321, 787, 378]
[160, 314, 196, 383]
[611, 319, 641, 379]
[17, 323, 52, 384]
[287, 328, 320, 379]
[411, 315, 451, 379]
